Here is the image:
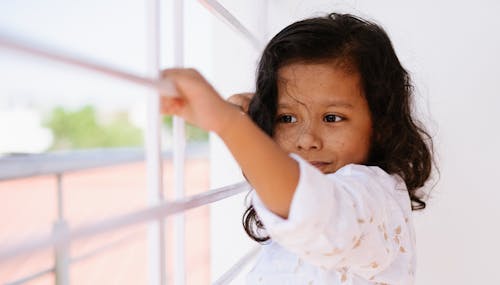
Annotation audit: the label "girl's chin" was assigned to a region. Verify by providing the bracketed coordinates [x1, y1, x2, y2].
[312, 164, 336, 174]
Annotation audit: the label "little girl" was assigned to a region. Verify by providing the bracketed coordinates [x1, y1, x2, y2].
[161, 13, 432, 285]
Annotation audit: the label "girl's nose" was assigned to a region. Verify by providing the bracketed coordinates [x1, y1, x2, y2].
[296, 126, 322, 150]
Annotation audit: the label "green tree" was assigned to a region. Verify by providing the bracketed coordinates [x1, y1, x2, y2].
[44, 106, 143, 150]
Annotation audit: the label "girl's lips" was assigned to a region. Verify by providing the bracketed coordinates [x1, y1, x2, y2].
[309, 161, 331, 168]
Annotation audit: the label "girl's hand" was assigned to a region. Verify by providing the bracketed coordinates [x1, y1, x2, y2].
[161, 70, 298, 218]
[160, 68, 237, 134]
[227, 92, 254, 113]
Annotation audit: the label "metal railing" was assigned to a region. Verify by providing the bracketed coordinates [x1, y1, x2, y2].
[0, 0, 264, 284]
[0, 176, 251, 262]
[0, 146, 204, 181]
[4, 231, 141, 285]
[0, 145, 207, 284]
[0, 146, 256, 285]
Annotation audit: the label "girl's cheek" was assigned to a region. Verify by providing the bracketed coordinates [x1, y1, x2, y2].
[273, 128, 296, 150]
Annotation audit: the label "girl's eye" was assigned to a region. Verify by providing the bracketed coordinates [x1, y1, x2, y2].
[323, 114, 343, 123]
[277, 115, 297, 123]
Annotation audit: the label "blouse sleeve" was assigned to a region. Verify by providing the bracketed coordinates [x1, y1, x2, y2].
[251, 153, 412, 277]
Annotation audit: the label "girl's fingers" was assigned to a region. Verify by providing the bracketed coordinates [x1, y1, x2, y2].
[159, 69, 190, 115]
[158, 78, 178, 98]
[160, 97, 185, 115]
[159, 68, 227, 132]
[227, 93, 254, 113]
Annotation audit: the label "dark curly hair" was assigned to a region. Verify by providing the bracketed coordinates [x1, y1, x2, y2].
[243, 13, 434, 243]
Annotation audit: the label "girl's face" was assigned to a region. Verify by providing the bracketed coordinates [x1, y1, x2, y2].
[274, 62, 373, 174]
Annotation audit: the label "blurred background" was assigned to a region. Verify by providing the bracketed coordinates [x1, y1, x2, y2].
[1, 0, 499, 284]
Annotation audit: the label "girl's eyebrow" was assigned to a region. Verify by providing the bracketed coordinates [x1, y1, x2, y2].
[325, 101, 354, 109]
[278, 101, 354, 109]
[277, 103, 293, 109]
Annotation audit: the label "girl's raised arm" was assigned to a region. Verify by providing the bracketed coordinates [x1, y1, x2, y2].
[161, 69, 299, 218]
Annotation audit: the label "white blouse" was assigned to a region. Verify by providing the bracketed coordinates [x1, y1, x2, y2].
[247, 154, 416, 285]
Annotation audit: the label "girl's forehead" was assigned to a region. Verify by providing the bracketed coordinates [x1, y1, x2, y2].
[276, 62, 364, 107]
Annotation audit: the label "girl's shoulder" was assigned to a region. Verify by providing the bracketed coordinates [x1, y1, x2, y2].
[290, 153, 410, 209]
[326, 163, 405, 189]
[326, 163, 409, 199]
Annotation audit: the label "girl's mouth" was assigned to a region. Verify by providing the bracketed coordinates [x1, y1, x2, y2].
[309, 161, 331, 168]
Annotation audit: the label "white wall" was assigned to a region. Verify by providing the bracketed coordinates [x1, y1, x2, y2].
[208, 1, 266, 283]
[209, 1, 500, 284]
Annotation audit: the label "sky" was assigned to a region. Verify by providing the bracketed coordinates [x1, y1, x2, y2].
[0, 0, 218, 153]
[0, 0, 148, 109]
[0, 0, 217, 111]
